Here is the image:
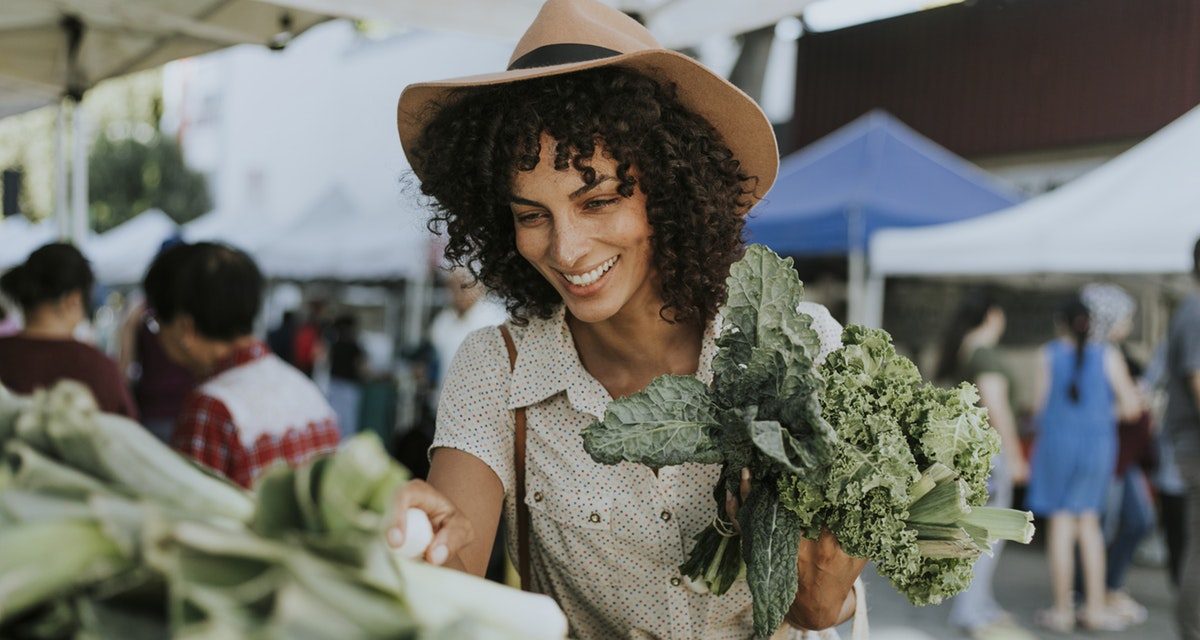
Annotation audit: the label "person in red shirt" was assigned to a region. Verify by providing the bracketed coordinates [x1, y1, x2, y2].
[0, 242, 137, 418]
[142, 242, 340, 488]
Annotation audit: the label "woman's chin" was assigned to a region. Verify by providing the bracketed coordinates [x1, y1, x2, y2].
[563, 298, 622, 325]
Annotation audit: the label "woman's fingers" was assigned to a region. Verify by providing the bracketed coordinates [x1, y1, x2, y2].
[427, 509, 476, 565]
[725, 468, 753, 534]
[389, 479, 475, 565]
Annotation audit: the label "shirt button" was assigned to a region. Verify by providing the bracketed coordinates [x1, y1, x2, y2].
[589, 512, 601, 523]
[660, 510, 672, 522]
[533, 491, 544, 502]
[670, 577, 681, 587]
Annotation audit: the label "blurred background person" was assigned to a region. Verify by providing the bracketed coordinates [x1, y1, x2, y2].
[0, 242, 137, 418]
[1165, 237, 1200, 640]
[1026, 296, 1141, 632]
[327, 313, 366, 438]
[428, 267, 507, 404]
[293, 300, 329, 379]
[117, 299, 196, 443]
[1080, 283, 1154, 625]
[143, 242, 340, 489]
[936, 289, 1035, 640]
[267, 309, 299, 368]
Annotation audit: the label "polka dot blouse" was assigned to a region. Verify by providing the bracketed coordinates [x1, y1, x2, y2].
[431, 303, 866, 640]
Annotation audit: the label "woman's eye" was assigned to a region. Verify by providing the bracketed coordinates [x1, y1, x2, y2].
[516, 211, 546, 224]
[585, 198, 618, 210]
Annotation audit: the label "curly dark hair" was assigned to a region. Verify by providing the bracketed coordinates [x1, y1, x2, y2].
[411, 67, 756, 325]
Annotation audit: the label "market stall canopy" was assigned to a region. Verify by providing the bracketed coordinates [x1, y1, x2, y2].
[871, 103, 1200, 276]
[0, 0, 332, 118]
[266, 0, 819, 49]
[746, 110, 1024, 256]
[181, 207, 280, 254]
[251, 188, 428, 282]
[83, 209, 178, 285]
[0, 216, 55, 270]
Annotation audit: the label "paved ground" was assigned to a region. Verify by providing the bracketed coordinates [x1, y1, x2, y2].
[833, 541, 1177, 639]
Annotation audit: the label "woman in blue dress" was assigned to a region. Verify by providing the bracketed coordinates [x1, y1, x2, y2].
[1027, 297, 1142, 632]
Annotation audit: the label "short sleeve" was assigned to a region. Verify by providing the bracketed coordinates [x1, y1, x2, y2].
[797, 301, 843, 364]
[430, 326, 516, 495]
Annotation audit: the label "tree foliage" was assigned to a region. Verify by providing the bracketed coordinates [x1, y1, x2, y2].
[88, 133, 210, 233]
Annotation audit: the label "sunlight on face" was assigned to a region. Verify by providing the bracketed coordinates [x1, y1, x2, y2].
[509, 134, 656, 324]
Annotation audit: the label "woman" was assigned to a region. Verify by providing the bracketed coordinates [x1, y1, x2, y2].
[1026, 296, 1141, 632]
[387, 1, 866, 638]
[1080, 283, 1153, 624]
[935, 290, 1034, 640]
[0, 242, 137, 418]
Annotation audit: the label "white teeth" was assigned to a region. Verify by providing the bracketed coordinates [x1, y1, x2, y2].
[564, 256, 618, 287]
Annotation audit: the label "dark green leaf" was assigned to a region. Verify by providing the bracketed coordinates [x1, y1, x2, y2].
[582, 376, 722, 467]
[739, 483, 803, 638]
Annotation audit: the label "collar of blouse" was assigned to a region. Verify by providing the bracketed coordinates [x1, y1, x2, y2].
[505, 305, 721, 419]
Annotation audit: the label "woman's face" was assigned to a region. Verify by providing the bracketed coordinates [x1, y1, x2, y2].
[510, 135, 656, 324]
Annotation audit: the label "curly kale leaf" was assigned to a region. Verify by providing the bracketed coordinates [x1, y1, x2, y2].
[911, 384, 998, 505]
[581, 375, 723, 467]
[780, 323, 999, 606]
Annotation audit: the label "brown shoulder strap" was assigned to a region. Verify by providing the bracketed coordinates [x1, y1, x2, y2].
[498, 325, 532, 593]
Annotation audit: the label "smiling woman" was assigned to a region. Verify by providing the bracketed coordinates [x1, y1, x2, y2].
[387, 1, 867, 638]
[412, 68, 754, 327]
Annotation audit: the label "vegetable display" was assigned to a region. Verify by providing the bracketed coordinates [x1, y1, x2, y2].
[0, 381, 568, 640]
[582, 245, 1033, 637]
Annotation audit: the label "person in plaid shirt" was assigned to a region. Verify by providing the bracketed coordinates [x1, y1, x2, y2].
[143, 242, 340, 488]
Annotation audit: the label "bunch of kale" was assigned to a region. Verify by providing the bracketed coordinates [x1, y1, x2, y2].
[582, 245, 1032, 638]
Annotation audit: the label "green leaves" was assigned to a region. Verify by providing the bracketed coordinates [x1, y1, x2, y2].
[722, 246, 808, 355]
[748, 420, 815, 475]
[582, 376, 723, 466]
[739, 483, 803, 638]
[582, 243, 1033, 624]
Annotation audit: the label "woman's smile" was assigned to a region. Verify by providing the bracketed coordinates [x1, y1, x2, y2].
[558, 255, 619, 295]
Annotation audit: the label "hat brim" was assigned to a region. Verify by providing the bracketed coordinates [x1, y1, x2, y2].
[397, 49, 778, 205]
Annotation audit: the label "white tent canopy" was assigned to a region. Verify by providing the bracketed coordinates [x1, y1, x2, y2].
[83, 209, 179, 285]
[181, 207, 281, 254]
[253, 188, 427, 282]
[202, 187, 432, 282]
[0, 0, 332, 118]
[268, 0, 819, 49]
[871, 104, 1200, 277]
[185, 189, 428, 282]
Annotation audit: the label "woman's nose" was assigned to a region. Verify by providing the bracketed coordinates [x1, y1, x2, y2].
[549, 215, 589, 267]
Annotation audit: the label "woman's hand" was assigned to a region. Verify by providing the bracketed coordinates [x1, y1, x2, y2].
[726, 468, 865, 631]
[787, 529, 866, 630]
[388, 479, 476, 567]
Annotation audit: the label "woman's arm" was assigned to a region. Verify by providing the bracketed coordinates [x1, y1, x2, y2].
[1032, 346, 1050, 415]
[1104, 345, 1144, 423]
[391, 447, 504, 576]
[975, 372, 1028, 483]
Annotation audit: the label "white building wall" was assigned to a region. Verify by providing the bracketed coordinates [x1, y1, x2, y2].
[163, 22, 514, 229]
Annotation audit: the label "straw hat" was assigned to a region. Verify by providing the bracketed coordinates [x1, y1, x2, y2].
[396, 0, 779, 203]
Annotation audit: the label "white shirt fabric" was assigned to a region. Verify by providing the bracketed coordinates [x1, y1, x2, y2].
[431, 303, 866, 640]
[429, 297, 510, 387]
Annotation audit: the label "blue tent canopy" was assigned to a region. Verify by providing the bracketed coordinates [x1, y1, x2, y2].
[746, 110, 1024, 255]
